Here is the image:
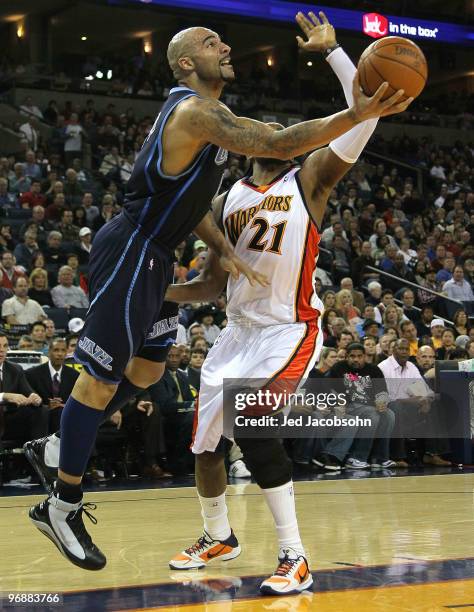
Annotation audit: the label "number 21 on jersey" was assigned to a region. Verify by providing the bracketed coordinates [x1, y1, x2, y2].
[247, 217, 287, 255]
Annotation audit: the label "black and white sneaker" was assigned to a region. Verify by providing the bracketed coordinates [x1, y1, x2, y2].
[29, 494, 106, 571]
[24, 435, 59, 494]
[312, 454, 343, 471]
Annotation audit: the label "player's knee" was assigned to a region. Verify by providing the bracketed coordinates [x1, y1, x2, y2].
[73, 370, 117, 408]
[125, 358, 165, 388]
[196, 451, 225, 472]
[235, 437, 292, 489]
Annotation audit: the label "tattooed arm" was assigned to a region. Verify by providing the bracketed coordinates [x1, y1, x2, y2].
[177, 77, 405, 160]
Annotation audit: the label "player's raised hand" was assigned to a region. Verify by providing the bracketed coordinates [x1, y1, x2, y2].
[295, 10, 336, 53]
[351, 72, 410, 122]
[219, 252, 270, 288]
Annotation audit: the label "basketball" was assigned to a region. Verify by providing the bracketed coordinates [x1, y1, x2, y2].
[358, 36, 428, 101]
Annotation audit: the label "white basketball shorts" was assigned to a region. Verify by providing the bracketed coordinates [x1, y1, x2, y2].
[191, 320, 323, 454]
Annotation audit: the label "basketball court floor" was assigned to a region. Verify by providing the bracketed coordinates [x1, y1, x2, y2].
[1, 470, 474, 611]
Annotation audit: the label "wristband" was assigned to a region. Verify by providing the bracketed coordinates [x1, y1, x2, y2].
[324, 43, 340, 58]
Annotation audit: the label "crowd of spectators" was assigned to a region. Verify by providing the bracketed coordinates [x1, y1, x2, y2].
[0, 91, 473, 486]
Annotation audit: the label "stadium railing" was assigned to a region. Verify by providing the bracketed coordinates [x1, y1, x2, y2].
[364, 265, 474, 320]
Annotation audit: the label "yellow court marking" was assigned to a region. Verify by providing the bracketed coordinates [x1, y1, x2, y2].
[128, 579, 474, 612]
[1, 474, 474, 597]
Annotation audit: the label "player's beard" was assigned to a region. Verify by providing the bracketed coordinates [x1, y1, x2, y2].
[253, 157, 292, 171]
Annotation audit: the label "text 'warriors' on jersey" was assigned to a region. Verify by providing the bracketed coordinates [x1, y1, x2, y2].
[124, 86, 227, 251]
[223, 166, 323, 326]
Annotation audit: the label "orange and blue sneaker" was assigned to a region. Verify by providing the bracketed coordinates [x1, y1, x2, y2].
[260, 549, 313, 596]
[169, 530, 241, 570]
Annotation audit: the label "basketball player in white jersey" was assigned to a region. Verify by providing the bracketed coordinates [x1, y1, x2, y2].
[165, 12, 412, 596]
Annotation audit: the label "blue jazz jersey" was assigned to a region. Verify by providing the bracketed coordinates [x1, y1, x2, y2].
[124, 85, 228, 250]
[75, 87, 227, 383]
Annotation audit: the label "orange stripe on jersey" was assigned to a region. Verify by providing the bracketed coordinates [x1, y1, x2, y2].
[295, 220, 321, 322]
[190, 395, 200, 449]
[268, 321, 319, 390]
[241, 322, 319, 417]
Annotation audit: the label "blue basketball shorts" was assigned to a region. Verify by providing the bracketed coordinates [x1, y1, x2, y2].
[74, 214, 179, 383]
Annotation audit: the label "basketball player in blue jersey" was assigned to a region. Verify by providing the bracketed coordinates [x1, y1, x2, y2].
[163, 12, 413, 596]
[26, 13, 410, 571]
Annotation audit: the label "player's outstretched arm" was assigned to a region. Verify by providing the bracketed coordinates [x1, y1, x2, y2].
[165, 249, 228, 304]
[194, 209, 269, 287]
[178, 82, 405, 160]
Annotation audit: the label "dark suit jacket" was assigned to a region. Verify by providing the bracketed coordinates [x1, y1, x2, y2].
[1, 360, 34, 399]
[0, 361, 35, 436]
[26, 362, 79, 406]
[149, 369, 194, 418]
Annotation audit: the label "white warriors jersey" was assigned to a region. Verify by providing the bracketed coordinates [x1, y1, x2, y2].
[223, 166, 324, 326]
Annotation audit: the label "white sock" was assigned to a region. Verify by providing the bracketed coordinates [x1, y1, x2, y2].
[44, 433, 61, 468]
[198, 492, 231, 541]
[261, 481, 305, 558]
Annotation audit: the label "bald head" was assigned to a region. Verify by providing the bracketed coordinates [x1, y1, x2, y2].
[167, 27, 218, 80]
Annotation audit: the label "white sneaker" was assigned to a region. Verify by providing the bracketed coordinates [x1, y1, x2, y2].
[228, 459, 251, 478]
[169, 530, 241, 570]
[345, 457, 370, 470]
[260, 549, 313, 596]
[371, 459, 397, 469]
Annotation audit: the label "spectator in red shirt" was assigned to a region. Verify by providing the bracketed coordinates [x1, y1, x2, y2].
[0, 251, 25, 289]
[19, 180, 46, 209]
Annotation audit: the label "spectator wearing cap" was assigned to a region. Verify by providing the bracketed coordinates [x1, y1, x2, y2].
[361, 319, 381, 339]
[430, 319, 445, 350]
[51, 265, 89, 309]
[194, 305, 221, 346]
[442, 266, 474, 302]
[68, 317, 84, 335]
[78, 227, 92, 265]
[1, 276, 46, 325]
[189, 240, 207, 268]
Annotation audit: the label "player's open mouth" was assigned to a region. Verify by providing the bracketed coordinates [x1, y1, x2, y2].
[220, 58, 233, 67]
